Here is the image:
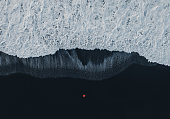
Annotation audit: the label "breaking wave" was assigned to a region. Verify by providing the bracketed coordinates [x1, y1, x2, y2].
[0, 49, 156, 80]
[0, 0, 170, 65]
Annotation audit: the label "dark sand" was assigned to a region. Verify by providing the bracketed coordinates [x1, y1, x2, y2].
[0, 63, 169, 119]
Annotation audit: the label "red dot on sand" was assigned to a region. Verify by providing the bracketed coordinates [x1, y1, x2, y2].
[82, 94, 86, 98]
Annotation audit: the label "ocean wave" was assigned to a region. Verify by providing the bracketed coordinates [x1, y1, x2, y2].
[0, 0, 169, 65]
[0, 49, 155, 80]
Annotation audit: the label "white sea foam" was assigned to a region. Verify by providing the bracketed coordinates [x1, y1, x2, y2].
[0, 0, 169, 65]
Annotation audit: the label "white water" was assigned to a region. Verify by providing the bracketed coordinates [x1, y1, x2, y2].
[0, 0, 170, 65]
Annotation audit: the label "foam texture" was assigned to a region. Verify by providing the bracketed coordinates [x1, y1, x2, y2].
[0, 0, 170, 65]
